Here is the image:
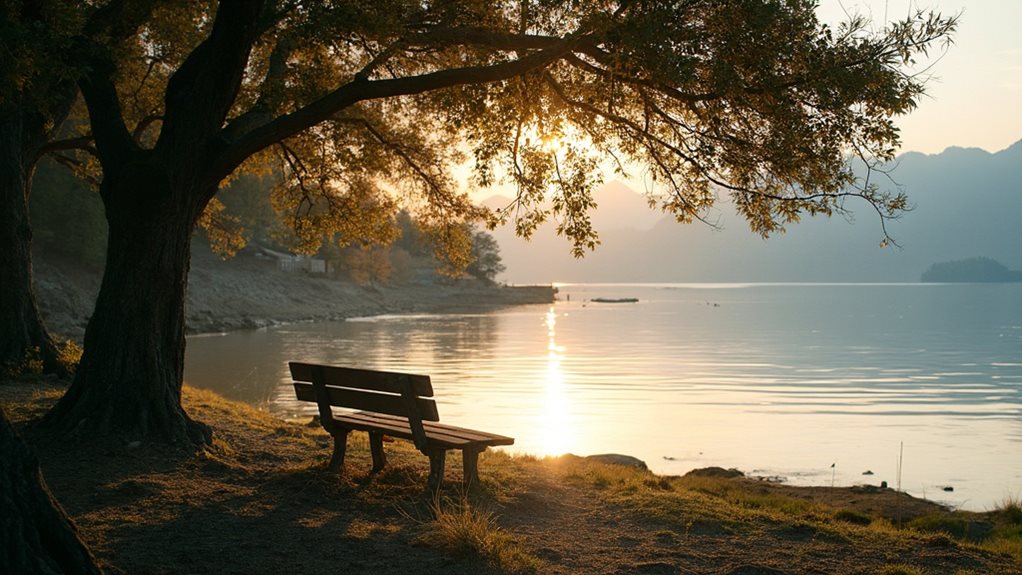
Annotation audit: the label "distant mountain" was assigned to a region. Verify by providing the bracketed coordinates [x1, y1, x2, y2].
[486, 140, 1022, 283]
[921, 257, 1022, 283]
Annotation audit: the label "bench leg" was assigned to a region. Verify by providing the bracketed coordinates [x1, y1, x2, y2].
[369, 432, 387, 473]
[427, 449, 447, 492]
[462, 448, 484, 488]
[329, 430, 350, 472]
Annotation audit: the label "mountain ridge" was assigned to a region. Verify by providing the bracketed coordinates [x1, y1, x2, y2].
[486, 139, 1022, 283]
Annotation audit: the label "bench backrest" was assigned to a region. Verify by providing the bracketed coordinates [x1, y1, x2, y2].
[289, 362, 438, 452]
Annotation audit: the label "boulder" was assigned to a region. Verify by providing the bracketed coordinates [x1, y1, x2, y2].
[684, 466, 745, 479]
[585, 453, 648, 470]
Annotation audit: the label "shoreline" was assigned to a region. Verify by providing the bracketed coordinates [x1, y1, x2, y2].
[33, 244, 556, 341]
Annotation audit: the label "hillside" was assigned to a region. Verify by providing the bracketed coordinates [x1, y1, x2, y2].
[921, 257, 1022, 283]
[32, 243, 554, 342]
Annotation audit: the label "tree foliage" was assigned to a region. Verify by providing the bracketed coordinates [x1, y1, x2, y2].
[467, 229, 505, 284]
[24, 0, 956, 446]
[75, 0, 956, 259]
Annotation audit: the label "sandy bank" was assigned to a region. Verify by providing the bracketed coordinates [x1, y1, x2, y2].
[32, 244, 555, 341]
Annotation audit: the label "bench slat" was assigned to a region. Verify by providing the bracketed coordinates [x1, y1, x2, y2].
[333, 412, 514, 449]
[290, 362, 434, 397]
[293, 382, 440, 422]
[348, 411, 514, 444]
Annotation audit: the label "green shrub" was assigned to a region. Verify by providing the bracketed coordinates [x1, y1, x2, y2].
[997, 497, 1022, 525]
[834, 509, 873, 526]
[56, 339, 83, 376]
[909, 514, 968, 538]
[2, 346, 43, 379]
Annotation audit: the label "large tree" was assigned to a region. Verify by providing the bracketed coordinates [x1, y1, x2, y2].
[0, 2, 84, 376]
[40, 0, 954, 445]
[0, 1, 165, 376]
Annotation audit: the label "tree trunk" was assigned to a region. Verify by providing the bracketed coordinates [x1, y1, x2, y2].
[0, 114, 67, 377]
[0, 407, 103, 574]
[42, 164, 211, 446]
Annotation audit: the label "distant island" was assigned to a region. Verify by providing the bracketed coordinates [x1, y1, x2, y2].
[920, 257, 1022, 283]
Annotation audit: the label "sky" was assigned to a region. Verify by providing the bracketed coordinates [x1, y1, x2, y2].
[816, 1, 1022, 155]
[472, 2, 1021, 204]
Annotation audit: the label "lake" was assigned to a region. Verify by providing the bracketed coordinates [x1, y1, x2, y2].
[184, 283, 1022, 510]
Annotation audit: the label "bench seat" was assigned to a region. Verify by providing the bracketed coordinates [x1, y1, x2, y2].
[331, 411, 514, 450]
[289, 362, 514, 489]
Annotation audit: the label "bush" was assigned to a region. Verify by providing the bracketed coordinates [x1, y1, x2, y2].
[2, 346, 43, 379]
[834, 509, 873, 526]
[909, 514, 968, 538]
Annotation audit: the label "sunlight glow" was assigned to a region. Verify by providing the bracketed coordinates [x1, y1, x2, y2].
[539, 307, 572, 455]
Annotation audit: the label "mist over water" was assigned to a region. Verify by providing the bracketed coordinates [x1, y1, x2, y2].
[185, 283, 1022, 510]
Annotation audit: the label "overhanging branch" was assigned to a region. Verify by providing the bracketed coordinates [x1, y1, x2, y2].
[217, 40, 577, 179]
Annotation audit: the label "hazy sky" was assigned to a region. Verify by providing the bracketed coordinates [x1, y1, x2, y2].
[471, 2, 1019, 203]
[817, 1, 1022, 154]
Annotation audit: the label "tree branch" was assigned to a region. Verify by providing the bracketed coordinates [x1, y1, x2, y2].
[35, 136, 95, 160]
[217, 40, 577, 180]
[75, 0, 159, 166]
[157, 0, 264, 160]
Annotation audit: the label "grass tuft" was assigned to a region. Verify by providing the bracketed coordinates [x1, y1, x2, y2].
[995, 496, 1022, 525]
[414, 497, 541, 574]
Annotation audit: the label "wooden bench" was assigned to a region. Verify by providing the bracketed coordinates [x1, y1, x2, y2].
[289, 362, 514, 490]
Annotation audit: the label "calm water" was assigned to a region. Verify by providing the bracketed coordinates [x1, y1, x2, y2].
[184, 283, 1022, 510]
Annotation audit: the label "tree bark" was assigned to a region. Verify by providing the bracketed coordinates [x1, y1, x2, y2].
[41, 1, 267, 448]
[42, 162, 212, 446]
[0, 114, 68, 377]
[0, 407, 103, 574]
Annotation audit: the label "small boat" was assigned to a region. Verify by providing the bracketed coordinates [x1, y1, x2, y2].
[591, 297, 639, 303]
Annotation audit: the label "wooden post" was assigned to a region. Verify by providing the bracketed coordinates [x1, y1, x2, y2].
[463, 448, 483, 488]
[428, 449, 446, 492]
[398, 374, 431, 455]
[329, 430, 350, 472]
[369, 432, 387, 473]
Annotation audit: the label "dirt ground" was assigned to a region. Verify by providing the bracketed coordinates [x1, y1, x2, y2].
[3, 381, 1019, 575]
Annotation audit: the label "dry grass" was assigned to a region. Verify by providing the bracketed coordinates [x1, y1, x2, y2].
[2, 379, 1020, 575]
[410, 497, 541, 575]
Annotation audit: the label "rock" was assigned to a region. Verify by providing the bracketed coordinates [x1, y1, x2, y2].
[685, 466, 744, 479]
[862, 470, 874, 475]
[585, 453, 648, 470]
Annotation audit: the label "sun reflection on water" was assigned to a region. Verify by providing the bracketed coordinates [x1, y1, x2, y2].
[539, 307, 572, 456]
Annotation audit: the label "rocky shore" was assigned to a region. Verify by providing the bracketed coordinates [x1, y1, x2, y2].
[33, 244, 555, 341]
